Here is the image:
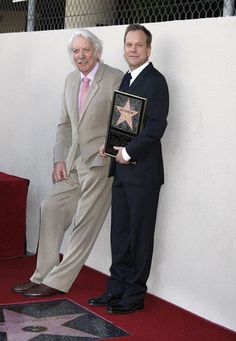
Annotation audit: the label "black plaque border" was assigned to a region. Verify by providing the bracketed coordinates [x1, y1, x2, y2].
[105, 90, 147, 157]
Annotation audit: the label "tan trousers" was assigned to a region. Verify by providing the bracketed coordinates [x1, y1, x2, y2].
[31, 156, 112, 292]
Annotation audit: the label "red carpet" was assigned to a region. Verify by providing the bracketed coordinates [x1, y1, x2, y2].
[0, 255, 235, 341]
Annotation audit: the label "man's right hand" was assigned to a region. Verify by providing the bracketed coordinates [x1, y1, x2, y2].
[52, 162, 68, 183]
[99, 144, 106, 160]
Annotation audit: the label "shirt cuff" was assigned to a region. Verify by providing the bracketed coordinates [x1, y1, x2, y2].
[122, 147, 131, 161]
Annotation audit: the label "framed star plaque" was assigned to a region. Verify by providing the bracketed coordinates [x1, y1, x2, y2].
[105, 90, 147, 157]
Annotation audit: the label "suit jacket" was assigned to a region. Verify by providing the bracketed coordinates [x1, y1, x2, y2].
[53, 63, 123, 172]
[110, 62, 169, 186]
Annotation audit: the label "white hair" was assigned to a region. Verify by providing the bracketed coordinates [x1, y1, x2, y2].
[68, 29, 103, 61]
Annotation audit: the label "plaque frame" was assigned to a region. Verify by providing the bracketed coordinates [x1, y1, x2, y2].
[104, 90, 147, 157]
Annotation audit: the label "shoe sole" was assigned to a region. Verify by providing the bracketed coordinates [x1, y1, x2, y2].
[23, 291, 64, 298]
[107, 304, 144, 314]
[89, 299, 120, 307]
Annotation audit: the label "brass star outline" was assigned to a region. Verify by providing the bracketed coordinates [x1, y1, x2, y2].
[0, 308, 100, 340]
[115, 99, 138, 130]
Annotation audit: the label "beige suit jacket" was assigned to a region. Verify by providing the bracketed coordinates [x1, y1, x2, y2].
[54, 63, 123, 172]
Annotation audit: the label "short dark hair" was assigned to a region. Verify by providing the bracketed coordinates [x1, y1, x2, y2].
[124, 24, 152, 47]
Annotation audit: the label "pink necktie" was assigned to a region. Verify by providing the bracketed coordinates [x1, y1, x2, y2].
[79, 76, 90, 114]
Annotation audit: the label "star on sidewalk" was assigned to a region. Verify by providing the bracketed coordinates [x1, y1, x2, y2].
[116, 99, 138, 130]
[0, 308, 99, 340]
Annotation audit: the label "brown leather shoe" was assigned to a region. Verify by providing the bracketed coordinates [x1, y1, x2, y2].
[23, 283, 64, 297]
[12, 280, 39, 294]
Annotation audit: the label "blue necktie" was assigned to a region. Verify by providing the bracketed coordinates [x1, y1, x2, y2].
[120, 72, 132, 92]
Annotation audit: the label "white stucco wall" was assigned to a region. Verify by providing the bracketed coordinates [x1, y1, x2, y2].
[0, 18, 235, 331]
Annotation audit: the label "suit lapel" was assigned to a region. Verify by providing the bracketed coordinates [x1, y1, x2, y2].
[128, 62, 153, 92]
[78, 63, 104, 126]
[71, 70, 81, 124]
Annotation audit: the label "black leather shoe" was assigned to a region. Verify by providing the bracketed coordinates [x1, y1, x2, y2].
[107, 301, 144, 314]
[12, 280, 39, 294]
[88, 293, 121, 307]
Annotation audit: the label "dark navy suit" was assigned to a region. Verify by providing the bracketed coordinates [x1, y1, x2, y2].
[107, 62, 169, 305]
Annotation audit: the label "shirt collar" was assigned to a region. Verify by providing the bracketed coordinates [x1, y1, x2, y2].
[81, 61, 100, 82]
[130, 61, 150, 84]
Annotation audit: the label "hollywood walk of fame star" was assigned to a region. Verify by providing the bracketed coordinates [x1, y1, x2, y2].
[0, 308, 100, 340]
[115, 99, 138, 130]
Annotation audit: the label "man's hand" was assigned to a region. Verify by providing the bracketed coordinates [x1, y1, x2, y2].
[114, 146, 129, 164]
[52, 162, 68, 183]
[99, 144, 107, 160]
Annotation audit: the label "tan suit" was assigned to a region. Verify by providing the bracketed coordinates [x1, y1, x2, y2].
[31, 63, 123, 292]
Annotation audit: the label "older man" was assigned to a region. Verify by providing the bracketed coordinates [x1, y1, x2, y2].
[13, 29, 123, 297]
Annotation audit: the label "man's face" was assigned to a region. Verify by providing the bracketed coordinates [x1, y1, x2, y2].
[72, 36, 98, 75]
[124, 30, 151, 71]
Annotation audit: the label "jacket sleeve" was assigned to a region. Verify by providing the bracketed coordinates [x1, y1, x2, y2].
[126, 73, 169, 160]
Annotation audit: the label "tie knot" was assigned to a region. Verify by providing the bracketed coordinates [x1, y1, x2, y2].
[121, 72, 132, 92]
[125, 72, 132, 82]
[83, 76, 90, 84]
